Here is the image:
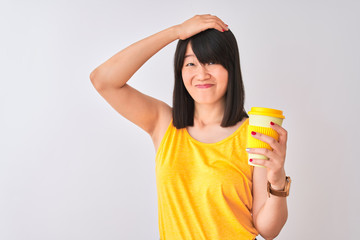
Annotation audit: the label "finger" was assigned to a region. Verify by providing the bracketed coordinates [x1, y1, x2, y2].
[250, 131, 280, 152]
[246, 147, 277, 159]
[207, 15, 228, 30]
[216, 18, 229, 31]
[204, 19, 228, 32]
[201, 15, 227, 31]
[249, 158, 272, 168]
[203, 19, 224, 32]
[270, 122, 288, 146]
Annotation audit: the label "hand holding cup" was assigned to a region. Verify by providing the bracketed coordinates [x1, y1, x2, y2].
[246, 107, 288, 188]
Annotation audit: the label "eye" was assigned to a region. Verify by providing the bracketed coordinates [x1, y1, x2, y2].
[185, 63, 195, 67]
[208, 61, 216, 65]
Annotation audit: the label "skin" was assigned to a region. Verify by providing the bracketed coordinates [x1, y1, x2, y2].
[90, 14, 289, 239]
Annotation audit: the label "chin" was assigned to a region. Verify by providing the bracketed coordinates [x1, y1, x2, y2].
[193, 98, 224, 105]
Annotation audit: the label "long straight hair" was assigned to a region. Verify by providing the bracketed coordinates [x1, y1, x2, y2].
[172, 29, 248, 129]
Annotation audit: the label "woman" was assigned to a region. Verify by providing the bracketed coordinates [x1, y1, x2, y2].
[90, 14, 289, 240]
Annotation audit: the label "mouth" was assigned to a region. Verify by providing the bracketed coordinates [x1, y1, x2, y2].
[195, 84, 214, 89]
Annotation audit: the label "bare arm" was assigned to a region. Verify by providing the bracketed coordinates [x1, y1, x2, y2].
[249, 123, 290, 239]
[252, 167, 288, 240]
[89, 25, 179, 136]
[90, 26, 179, 90]
[89, 15, 229, 137]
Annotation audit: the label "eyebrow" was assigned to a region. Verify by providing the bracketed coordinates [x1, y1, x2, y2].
[184, 54, 195, 58]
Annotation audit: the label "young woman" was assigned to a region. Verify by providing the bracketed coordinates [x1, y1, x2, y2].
[90, 14, 289, 240]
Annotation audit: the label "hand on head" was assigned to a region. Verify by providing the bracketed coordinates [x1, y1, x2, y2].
[177, 14, 229, 40]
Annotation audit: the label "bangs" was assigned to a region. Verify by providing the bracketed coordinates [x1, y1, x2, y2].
[189, 29, 232, 69]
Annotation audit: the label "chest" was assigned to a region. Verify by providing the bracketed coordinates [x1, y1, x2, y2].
[186, 124, 240, 144]
[155, 120, 252, 187]
[155, 128, 252, 195]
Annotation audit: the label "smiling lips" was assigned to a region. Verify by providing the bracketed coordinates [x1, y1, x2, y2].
[195, 84, 214, 89]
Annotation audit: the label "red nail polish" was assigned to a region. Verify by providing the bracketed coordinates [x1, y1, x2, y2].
[222, 28, 225, 32]
[270, 122, 274, 125]
[250, 159, 253, 162]
[251, 131, 256, 135]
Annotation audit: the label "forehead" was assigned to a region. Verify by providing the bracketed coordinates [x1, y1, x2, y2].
[185, 43, 195, 55]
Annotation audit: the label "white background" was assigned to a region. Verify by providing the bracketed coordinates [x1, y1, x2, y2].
[1, 0, 359, 239]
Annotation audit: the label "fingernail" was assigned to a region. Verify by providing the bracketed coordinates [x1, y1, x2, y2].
[251, 131, 256, 135]
[270, 121, 274, 126]
[250, 159, 253, 162]
[222, 28, 225, 32]
[246, 148, 250, 152]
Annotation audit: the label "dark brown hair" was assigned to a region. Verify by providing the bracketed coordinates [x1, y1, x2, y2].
[172, 29, 248, 129]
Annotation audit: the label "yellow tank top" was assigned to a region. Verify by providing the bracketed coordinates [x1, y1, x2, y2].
[155, 117, 259, 240]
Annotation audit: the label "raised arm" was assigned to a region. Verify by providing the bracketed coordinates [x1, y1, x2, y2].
[90, 26, 178, 90]
[89, 15, 229, 141]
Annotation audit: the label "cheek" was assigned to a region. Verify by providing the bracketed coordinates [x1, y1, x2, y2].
[224, 73, 229, 86]
[217, 68, 228, 80]
[216, 70, 228, 86]
[219, 73, 229, 94]
[181, 70, 191, 85]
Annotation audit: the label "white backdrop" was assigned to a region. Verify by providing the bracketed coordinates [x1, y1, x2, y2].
[1, 0, 359, 239]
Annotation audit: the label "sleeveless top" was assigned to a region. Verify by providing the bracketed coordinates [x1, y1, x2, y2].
[155, 117, 259, 240]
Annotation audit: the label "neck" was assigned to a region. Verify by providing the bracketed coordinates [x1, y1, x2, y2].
[193, 100, 225, 127]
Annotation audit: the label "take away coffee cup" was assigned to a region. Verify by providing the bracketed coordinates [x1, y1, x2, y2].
[247, 107, 285, 168]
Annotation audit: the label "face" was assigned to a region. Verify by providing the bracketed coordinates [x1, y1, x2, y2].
[181, 43, 228, 105]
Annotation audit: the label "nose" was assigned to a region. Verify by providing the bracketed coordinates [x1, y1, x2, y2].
[196, 64, 211, 80]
